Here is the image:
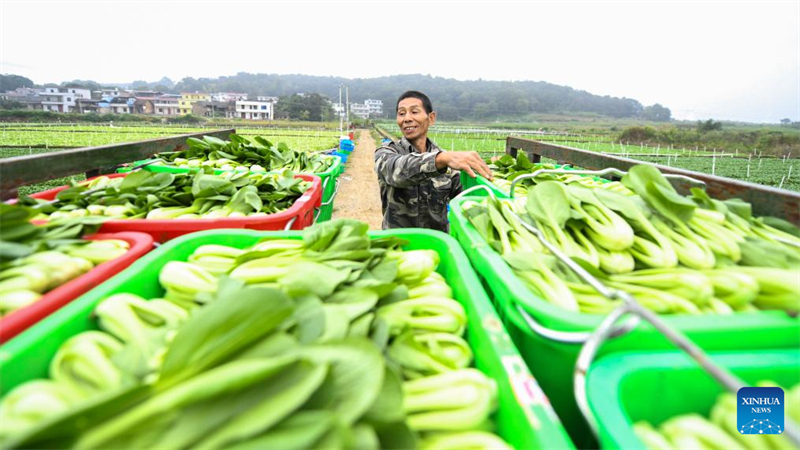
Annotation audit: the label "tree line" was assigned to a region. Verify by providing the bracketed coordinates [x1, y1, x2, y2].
[173, 73, 665, 121]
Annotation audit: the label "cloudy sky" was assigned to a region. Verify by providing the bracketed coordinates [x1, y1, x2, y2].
[1, 1, 798, 123]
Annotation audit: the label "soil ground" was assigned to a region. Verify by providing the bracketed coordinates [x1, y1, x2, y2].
[332, 129, 384, 229]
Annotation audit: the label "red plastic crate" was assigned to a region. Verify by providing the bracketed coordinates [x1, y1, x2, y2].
[27, 172, 323, 243]
[0, 231, 154, 343]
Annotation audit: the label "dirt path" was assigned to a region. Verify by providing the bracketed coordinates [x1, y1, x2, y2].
[332, 129, 384, 229]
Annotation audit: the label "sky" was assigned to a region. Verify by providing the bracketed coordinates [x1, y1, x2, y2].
[1, 1, 798, 123]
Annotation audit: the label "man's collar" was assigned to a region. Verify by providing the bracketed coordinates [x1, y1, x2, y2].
[399, 137, 439, 153]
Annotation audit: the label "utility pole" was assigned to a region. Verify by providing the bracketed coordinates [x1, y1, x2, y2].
[338, 84, 343, 135]
[345, 86, 349, 126]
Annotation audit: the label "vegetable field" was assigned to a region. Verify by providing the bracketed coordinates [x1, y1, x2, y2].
[0, 124, 341, 196]
[0, 124, 340, 152]
[635, 155, 799, 191]
[379, 126, 800, 192]
[1, 147, 87, 195]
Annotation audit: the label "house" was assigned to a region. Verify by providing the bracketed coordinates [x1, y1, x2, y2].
[75, 98, 100, 113]
[37, 87, 91, 113]
[211, 92, 248, 102]
[134, 97, 159, 115]
[1, 87, 42, 109]
[64, 87, 92, 99]
[39, 88, 75, 113]
[93, 88, 121, 100]
[331, 102, 345, 118]
[98, 96, 134, 114]
[257, 96, 279, 103]
[1, 87, 40, 101]
[349, 103, 370, 119]
[133, 94, 181, 115]
[235, 100, 273, 120]
[131, 90, 165, 111]
[193, 100, 236, 118]
[365, 99, 383, 117]
[153, 96, 181, 116]
[179, 92, 211, 115]
[111, 97, 135, 114]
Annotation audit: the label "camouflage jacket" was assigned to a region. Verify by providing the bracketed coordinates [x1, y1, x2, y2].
[374, 137, 462, 232]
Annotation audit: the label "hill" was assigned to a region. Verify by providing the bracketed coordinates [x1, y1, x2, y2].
[172, 73, 651, 121]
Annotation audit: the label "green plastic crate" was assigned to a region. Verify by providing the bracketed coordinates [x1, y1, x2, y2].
[461, 173, 505, 197]
[447, 196, 800, 447]
[315, 161, 343, 222]
[587, 349, 800, 449]
[460, 166, 612, 199]
[0, 228, 575, 450]
[123, 157, 341, 223]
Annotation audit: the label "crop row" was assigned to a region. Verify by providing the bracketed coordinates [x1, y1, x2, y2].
[0, 127, 339, 151]
[406, 130, 799, 192]
[634, 155, 799, 192]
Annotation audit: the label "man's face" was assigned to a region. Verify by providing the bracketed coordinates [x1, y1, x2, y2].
[397, 97, 436, 141]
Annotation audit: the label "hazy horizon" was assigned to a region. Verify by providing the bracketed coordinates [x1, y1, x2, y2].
[2, 1, 798, 123]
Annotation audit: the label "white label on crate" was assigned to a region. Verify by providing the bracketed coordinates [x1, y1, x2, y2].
[501, 355, 543, 429]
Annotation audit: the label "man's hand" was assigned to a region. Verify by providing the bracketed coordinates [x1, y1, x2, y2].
[435, 152, 493, 180]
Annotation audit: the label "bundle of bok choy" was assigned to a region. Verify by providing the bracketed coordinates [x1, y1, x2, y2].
[151, 134, 335, 174]
[462, 164, 800, 316]
[18, 168, 309, 220]
[0, 204, 129, 316]
[0, 219, 510, 450]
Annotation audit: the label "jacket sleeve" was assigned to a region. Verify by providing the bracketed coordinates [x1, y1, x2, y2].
[374, 145, 445, 188]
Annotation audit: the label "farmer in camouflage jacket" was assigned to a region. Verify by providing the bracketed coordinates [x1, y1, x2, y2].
[374, 91, 493, 232]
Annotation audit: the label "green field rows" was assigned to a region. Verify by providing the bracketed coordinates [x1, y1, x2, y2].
[0, 147, 87, 196]
[4, 123, 797, 193]
[379, 126, 799, 192]
[634, 155, 799, 192]
[429, 132, 727, 157]
[0, 124, 340, 150]
[0, 125, 342, 196]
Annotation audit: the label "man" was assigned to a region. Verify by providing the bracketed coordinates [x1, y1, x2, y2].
[374, 91, 493, 232]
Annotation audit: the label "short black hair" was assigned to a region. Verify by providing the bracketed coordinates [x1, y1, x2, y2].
[396, 91, 433, 114]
